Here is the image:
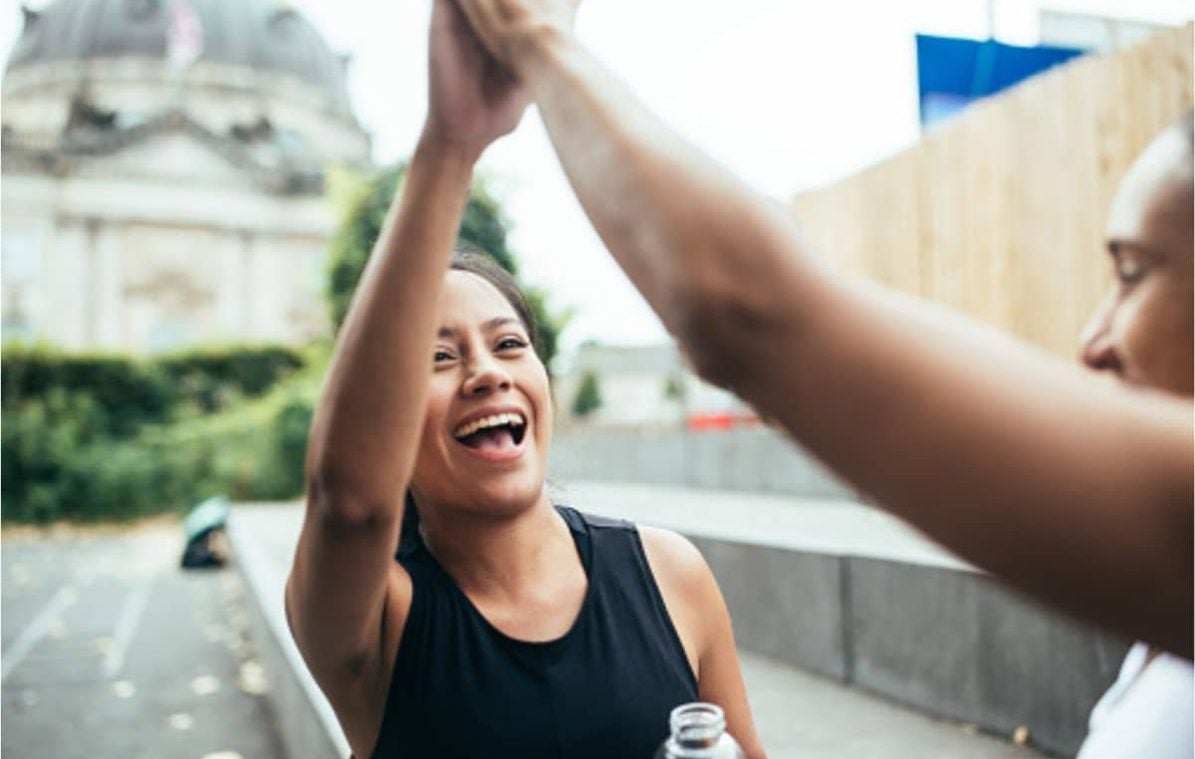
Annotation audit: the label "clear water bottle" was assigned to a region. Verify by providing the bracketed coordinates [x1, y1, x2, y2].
[654, 702, 746, 758]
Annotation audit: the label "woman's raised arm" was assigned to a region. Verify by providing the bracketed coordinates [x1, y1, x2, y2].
[285, 2, 529, 752]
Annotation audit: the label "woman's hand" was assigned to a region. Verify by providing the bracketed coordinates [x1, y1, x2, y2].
[424, 0, 530, 155]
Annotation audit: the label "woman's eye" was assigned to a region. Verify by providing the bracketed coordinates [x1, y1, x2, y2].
[497, 337, 528, 351]
[434, 349, 455, 363]
[1115, 254, 1146, 284]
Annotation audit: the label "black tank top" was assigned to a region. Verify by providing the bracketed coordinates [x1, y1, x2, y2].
[371, 506, 698, 758]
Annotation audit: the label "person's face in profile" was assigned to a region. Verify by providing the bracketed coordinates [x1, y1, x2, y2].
[1081, 126, 1194, 397]
[410, 270, 553, 517]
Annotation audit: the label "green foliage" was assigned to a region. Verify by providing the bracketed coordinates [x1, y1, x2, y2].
[571, 370, 604, 418]
[326, 165, 400, 334]
[663, 373, 688, 402]
[250, 391, 316, 499]
[324, 164, 565, 369]
[1, 344, 306, 427]
[1, 348, 173, 436]
[0, 345, 315, 523]
[458, 182, 518, 274]
[156, 345, 306, 412]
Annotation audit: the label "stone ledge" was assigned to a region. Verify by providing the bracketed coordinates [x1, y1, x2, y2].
[689, 540, 1126, 757]
[228, 506, 348, 759]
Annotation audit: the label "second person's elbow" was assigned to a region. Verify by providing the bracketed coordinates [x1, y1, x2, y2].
[674, 278, 785, 391]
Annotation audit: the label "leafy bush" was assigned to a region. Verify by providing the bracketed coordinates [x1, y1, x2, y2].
[2, 349, 173, 436]
[0, 345, 316, 523]
[157, 345, 306, 412]
[240, 391, 315, 500]
[2, 345, 306, 425]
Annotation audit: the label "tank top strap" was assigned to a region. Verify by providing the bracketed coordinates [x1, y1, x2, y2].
[554, 504, 595, 565]
[557, 505, 697, 692]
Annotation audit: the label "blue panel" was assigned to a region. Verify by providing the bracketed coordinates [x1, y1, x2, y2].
[916, 34, 1086, 126]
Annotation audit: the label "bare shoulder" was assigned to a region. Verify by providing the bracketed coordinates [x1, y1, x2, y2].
[637, 525, 722, 611]
[637, 525, 727, 680]
[638, 525, 707, 578]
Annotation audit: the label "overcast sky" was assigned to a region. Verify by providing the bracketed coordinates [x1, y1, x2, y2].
[3, 0, 1192, 357]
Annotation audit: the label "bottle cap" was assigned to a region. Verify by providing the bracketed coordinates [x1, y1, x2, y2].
[670, 702, 726, 746]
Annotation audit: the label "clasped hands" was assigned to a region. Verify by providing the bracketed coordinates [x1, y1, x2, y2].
[423, 0, 579, 155]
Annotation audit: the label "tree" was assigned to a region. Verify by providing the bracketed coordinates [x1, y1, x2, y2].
[571, 370, 603, 419]
[662, 372, 688, 403]
[325, 163, 565, 369]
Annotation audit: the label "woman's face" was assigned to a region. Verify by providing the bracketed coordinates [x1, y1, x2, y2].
[410, 270, 553, 517]
[1080, 128, 1194, 397]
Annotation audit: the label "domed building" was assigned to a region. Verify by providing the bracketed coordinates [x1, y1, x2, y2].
[1, 0, 372, 351]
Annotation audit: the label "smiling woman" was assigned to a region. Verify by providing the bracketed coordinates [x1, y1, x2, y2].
[407, 253, 552, 519]
[282, 3, 765, 758]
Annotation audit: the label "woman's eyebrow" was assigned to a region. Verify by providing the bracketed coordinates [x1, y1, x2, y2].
[437, 317, 522, 339]
[1108, 238, 1166, 262]
[481, 316, 522, 332]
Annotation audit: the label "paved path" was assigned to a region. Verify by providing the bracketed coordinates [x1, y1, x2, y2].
[741, 653, 1040, 758]
[2, 524, 285, 759]
[231, 499, 1041, 759]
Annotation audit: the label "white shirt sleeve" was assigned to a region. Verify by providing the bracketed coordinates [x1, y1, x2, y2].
[1078, 642, 1194, 759]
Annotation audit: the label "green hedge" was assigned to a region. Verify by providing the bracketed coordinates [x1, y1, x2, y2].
[157, 345, 306, 412]
[1, 344, 317, 523]
[1, 351, 173, 436]
[2, 344, 305, 430]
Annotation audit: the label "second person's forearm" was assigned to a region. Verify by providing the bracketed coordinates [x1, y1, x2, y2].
[509, 28, 826, 363]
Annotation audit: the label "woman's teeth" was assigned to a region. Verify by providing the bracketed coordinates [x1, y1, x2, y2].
[454, 412, 526, 439]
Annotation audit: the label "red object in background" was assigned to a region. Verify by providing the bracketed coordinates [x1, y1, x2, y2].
[686, 412, 760, 431]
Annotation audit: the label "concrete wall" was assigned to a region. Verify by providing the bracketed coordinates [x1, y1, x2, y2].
[550, 426, 858, 501]
[690, 537, 1128, 758]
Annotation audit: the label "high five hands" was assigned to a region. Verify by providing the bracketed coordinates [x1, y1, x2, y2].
[450, 0, 580, 73]
[424, 0, 580, 153]
[424, 0, 544, 154]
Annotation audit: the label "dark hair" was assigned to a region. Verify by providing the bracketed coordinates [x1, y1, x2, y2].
[397, 243, 543, 558]
[449, 242, 541, 354]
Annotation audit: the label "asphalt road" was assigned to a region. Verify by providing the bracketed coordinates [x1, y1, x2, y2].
[2, 523, 286, 759]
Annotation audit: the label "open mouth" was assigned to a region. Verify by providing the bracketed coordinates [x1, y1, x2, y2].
[453, 412, 528, 455]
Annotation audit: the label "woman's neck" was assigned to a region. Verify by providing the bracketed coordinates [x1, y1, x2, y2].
[418, 493, 575, 598]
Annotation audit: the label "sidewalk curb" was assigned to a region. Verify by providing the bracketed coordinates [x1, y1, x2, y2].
[229, 511, 348, 759]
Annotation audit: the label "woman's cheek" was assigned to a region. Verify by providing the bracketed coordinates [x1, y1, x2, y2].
[1124, 287, 1186, 391]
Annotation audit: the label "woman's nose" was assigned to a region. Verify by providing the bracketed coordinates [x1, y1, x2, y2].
[1078, 291, 1121, 374]
[461, 355, 513, 396]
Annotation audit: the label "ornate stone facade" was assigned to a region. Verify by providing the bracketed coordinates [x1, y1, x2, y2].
[2, 0, 371, 351]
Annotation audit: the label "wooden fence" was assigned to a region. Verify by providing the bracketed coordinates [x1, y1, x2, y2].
[791, 24, 1193, 357]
